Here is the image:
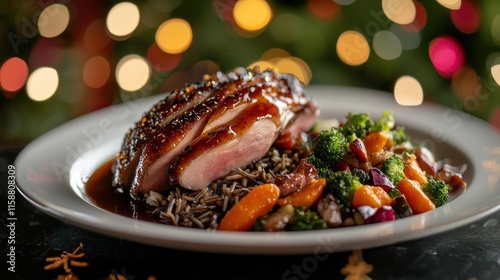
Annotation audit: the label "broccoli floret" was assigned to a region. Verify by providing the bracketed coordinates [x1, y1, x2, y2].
[311, 127, 349, 166]
[371, 110, 410, 145]
[325, 170, 362, 209]
[306, 154, 334, 178]
[341, 112, 373, 140]
[390, 126, 410, 144]
[380, 155, 406, 185]
[372, 110, 395, 132]
[422, 178, 450, 207]
[290, 206, 327, 231]
[351, 168, 371, 184]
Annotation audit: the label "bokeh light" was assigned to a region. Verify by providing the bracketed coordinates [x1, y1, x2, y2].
[450, 0, 480, 34]
[307, 0, 340, 21]
[451, 66, 480, 101]
[382, 0, 416, 25]
[390, 24, 421, 50]
[429, 36, 464, 78]
[0, 57, 29, 93]
[26, 67, 59, 102]
[84, 19, 112, 51]
[262, 48, 290, 61]
[147, 43, 182, 72]
[155, 18, 193, 54]
[491, 64, 500, 86]
[492, 15, 500, 46]
[233, 0, 272, 32]
[29, 38, 64, 68]
[373, 31, 402, 60]
[38, 4, 70, 38]
[274, 57, 312, 85]
[394, 75, 424, 106]
[106, 2, 141, 39]
[437, 0, 462, 10]
[83, 56, 110, 89]
[116, 54, 151, 91]
[333, 0, 356, 5]
[336, 31, 370, 66]
[401, 1, 427, 32]
[190, 60, 220, 82]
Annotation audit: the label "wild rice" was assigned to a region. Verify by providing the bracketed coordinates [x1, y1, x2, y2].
[145, 143, 311, 229]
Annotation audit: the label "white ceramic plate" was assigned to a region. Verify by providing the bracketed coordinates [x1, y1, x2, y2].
[15, 85, 500, 255]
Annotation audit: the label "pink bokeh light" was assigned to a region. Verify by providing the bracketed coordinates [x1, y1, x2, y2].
[429, 36, 465, 78]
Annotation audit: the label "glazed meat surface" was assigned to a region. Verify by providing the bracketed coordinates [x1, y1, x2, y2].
[113, 67, 319, 197]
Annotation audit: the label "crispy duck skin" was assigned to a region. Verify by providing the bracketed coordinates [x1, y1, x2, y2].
[113, 67, 319, 197]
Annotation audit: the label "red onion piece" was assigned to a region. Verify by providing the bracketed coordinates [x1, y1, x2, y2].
[350, 138, 368, 163]
[370, 167, 395, 192]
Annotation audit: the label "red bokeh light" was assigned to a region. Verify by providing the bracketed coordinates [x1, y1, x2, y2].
[29, 38, 64, 68]
[451, 0, 481, 34]
[307, 0, 340, 21]
[401, 1, 427, 32]
[1, 57, 29, 95]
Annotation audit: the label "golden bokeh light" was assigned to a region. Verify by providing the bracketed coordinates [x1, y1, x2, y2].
[233, 0, 272, 32]
[26, 67, 59, 102]
[382, 0, 416, 25]
[83, 56, 110, 89]
[437, 0, 462, 10]
[38, 4, 70, 38]
[394, 75, 423, 106]
[261, 48, 290, 61]
[155, 18, 193, 54]
[115, 54, 151, 91]
[491, 64, 500, 86]
[336, 31, 370, 66]
[274, 57, 312, 85]
[106, 2, 141, 39]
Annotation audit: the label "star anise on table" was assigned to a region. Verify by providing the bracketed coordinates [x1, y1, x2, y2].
[44, 243, 89, 274]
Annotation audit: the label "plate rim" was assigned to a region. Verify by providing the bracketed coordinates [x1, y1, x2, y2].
[14, 85, 500, 254]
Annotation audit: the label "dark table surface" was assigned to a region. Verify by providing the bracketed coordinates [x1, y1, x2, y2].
[1, 146, 500, 280]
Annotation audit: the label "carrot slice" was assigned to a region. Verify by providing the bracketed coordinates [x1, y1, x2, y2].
[371, 186, 392, 206]
[404, 154, 428, 185]
[218, 183, 280, 231]
[352, 185, 382, 208]
[277, 178, 326, 208]
[397, 178, 435, 214]
[363, 131, 389, 156]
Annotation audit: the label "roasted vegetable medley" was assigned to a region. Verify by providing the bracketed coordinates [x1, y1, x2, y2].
[217, 110, 468, 231]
